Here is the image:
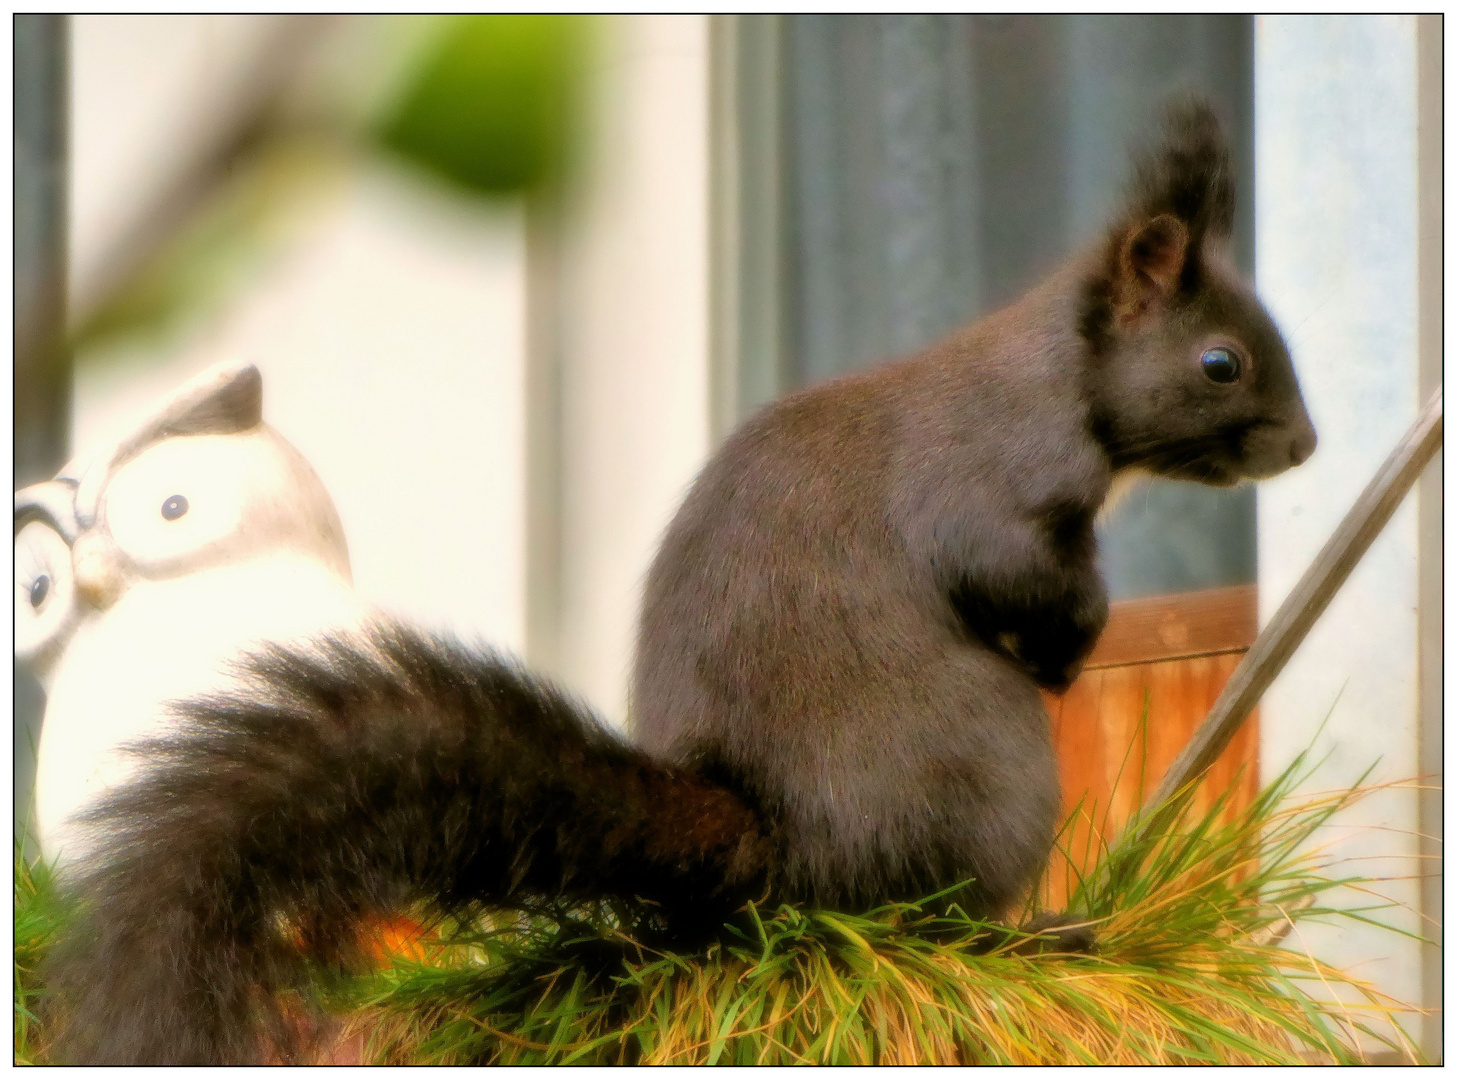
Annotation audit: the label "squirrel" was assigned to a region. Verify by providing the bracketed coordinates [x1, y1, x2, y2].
[44, 99, 1315, 1065]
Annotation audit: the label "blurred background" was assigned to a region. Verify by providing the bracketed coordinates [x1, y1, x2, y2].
[13, 14, 1440, 1056]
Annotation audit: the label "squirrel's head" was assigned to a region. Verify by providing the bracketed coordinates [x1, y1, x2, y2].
[1080, 98, 1316, 486]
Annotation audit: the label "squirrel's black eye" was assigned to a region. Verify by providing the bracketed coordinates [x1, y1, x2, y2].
[161, 494, 190, 520]
[29, 575, 50, 609]
[1201, 347, 1241, 384]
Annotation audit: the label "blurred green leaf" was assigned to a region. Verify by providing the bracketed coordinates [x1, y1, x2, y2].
[376, 14, 585, 196]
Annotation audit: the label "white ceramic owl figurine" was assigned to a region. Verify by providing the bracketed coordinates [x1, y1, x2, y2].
[15, 361, 366, 870]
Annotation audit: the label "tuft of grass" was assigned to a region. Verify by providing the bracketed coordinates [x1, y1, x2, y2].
[14, 747, 1426, 1065]
[14, 842, 68, 1066]
[336, 747, 1424, 1065]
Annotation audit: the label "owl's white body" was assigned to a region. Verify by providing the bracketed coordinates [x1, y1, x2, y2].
[16, 362, 369, 871]
[35, 554, 364, 865]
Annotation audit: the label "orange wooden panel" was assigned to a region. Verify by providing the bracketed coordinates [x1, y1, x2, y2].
[1041, 650, 1258, 909]
[1085, 584, 1258, 669]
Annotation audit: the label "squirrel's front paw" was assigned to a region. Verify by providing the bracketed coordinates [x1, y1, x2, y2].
[1028, 656, 1085, 693]
[1022, 642, 1091, 693]
[1022, 586, 1106, 690]
[994, 631, 1083, 692]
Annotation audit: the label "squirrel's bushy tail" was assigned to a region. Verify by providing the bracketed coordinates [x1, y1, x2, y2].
[45, 621, 769, 1065]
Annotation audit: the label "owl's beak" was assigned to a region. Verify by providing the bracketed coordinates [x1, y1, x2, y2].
[72, 532, 126, 611]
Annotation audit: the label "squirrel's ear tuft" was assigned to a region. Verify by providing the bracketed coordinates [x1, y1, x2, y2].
[1126, 96, 1235, 246]
[1081, 98, 1237, 347]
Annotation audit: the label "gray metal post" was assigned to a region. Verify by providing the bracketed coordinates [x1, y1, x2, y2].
[14, 13, 69, 846]
[15, 13, 69, 485]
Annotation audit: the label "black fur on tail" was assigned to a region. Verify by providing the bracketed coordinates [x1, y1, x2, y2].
[44, 621, 771, 1065]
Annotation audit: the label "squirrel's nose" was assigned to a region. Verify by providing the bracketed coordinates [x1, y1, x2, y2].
[1288, 417, 1317, 466]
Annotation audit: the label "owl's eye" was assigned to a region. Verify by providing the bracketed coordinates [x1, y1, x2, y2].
[15, 517, 74, 667]
[1201, 347, 1241, 384]
[161, 494, 190, 520]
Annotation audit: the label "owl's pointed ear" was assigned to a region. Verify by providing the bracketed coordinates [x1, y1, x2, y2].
[73, 363, 266, 529]
[163, 364, 263, 437]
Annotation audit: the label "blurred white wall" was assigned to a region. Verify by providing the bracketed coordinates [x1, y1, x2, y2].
[68, 16, 529, 655]
[69, 14, 294, 318]
[551, 14, 714, 725]
[1254, 14, 1433, 1046]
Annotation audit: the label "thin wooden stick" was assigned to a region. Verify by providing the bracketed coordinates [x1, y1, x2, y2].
[1141, 387, 1443, 815]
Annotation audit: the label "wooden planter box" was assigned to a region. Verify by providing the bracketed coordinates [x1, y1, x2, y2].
[1042, 584, 1259, 907]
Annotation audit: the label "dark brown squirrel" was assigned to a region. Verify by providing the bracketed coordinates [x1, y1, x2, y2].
[45, 99, 1315, 1065]
[634, 97, 1316, 916]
